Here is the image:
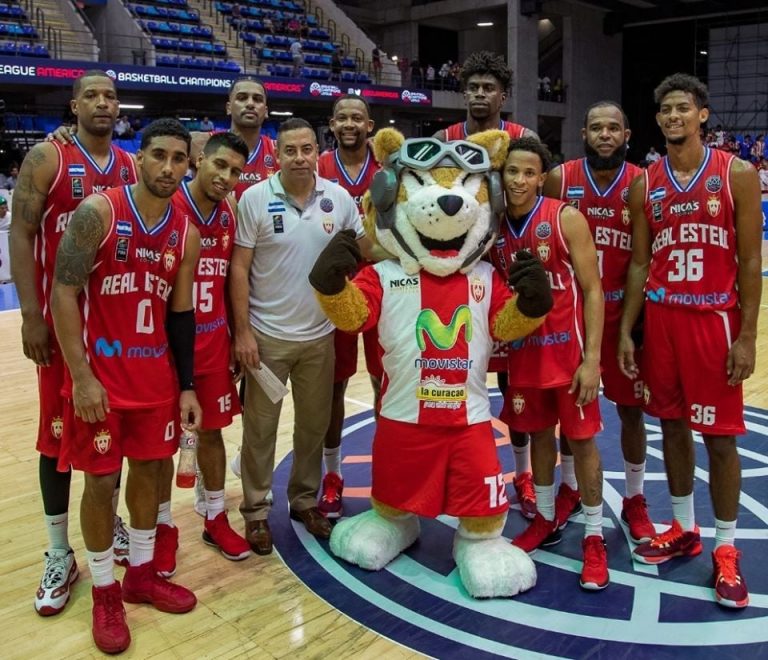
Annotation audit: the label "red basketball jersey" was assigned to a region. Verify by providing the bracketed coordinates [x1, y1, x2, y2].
[317, 147, 379, 217]
[37, 138, 136, 323]
[233, 134, 278, 200]
[173, 181, 236, 375]
[444, 120, 526, 141]
[643, 147, 737, 311]
[490, 197, 585, 388]
[559, 158, 641, 326]
[64, 186, 189, 408]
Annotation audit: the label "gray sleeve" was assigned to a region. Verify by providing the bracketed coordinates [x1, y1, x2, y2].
[234, 191, 259, 248]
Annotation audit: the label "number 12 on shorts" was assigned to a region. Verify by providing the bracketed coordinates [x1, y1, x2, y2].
[484, 473, 509, 509]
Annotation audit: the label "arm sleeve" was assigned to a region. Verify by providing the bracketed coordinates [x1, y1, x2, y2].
[167, 309, 196, 391]
[234, 193, 258, 248]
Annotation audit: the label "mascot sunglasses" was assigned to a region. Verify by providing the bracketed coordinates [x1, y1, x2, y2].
[391, 138, 492, 173]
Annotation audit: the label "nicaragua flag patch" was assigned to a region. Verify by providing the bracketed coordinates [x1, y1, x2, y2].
[116, 220, 133, 236]
[649, 187, 667, 202]
[68, 164, 86, 176]
[566, 186, 584, 199]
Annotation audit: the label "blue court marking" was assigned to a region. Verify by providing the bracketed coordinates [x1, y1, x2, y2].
[0, 282, 19, 311]
[271, 395, 768, 659]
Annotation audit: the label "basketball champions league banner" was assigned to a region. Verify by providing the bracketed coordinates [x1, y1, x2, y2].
[0, 57, 432, 107]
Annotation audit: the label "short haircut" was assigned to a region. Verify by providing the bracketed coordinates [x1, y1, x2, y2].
[277, 117, 315, 147]
[229, 76, 268, 101]
[140, 118, 191, 152]
[459, 51, 511, 93]
[331, 94, 371, 117]
[507, 136, 552, 173]
[583, 100, 630, 130]
[203, 131, 249, 161]
[73, 70, 114, 97]
[653, 73, 709, 108]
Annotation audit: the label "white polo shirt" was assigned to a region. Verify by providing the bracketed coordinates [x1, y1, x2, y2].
[236, 172, 363, 341]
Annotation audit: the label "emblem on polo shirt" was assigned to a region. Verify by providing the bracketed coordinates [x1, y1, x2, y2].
[320, 198, 334, 212]
[323, 217, 334, 234]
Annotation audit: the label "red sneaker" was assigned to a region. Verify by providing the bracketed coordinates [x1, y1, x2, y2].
[318, 472, 344, 519]
[633, 520, 702, 565]
[203, 512, 252, 561]
[122, 561, 196, 613]
[154, 524, 179, 578]
[513, 472, 537, 520]
[580, 536, 609, 590]
[512, 512, 561, 554]
[621, 494, 656, 543]
[712, 545, 749, 608]
[555, 483, 582, 530]
[92, 581, 130, 654]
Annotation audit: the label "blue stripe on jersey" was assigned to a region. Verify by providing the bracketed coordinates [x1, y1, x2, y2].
[124, 186, 171, 235]
[663, 147, 712, 193]
[333, 148, 372, 187]
[462, 119, 505, 138]
[72, 135, 115, 175]
[504, 196, 544, 239]
[180, 180, 218, 226]
[583, 159, 626, 197]
[246, 138, 263, 165]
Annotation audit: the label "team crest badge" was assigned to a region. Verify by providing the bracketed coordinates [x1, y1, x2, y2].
[535, 222, 552, 240]
[621, 186, 630, 204]
[264, 155, 275, 168]
[323, 217, 334, 234]
[706, 195, 721, 218]
[163, 249, 176, 271]
[705, 175, 722, 194]
[120, 165, 130, 183]
[93, 429, 112, 454]
[50, 416, 64, 439]
[167, 230, 179, 248]
[470, 276, 485, 303]
[511, 393, 525, 415]
[221, 233, 230, 250]
[621, 206, 631, 225]
[536, 241, 550, 262]
[643, 385, 651, 406]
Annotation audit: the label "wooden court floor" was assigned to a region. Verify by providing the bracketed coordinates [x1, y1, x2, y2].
[1, 247, 767, 659]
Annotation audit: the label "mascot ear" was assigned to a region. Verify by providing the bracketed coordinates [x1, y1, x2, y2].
[373, 127, 405, 164]
[467, 129, 510, 170]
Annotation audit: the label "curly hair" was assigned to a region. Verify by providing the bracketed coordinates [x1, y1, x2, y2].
[459, 51, 512, 93]
[507, 136, 552, 173]
[653, 73, 709, 109]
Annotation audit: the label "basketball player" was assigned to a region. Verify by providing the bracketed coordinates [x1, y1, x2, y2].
[9, 70, 136, 616]
[541, 101, 656, 543]
[50, 118, 201, 653]
[316, 94, 381, 518]
[492, 137, 608, 591]
[619, 73, 761, 609]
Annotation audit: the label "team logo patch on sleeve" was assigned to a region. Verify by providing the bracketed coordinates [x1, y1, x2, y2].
[68, 164, 86, 177]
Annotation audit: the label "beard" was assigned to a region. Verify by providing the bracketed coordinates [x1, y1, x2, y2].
[584, 142, 627, 171]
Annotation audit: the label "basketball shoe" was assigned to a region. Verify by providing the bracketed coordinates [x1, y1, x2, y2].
[512, 512, 561, 553]
[555, 483, 582, 530]
[580, 536, 609, 590]
[318, 472, 344, 519]
[35, 548, 78, 616]
[633, 520, 702, 565]
[712, 545, 749, 608]
[513, 472, 537, 520]
[621, 494, 656, 544]
[203, 512, 252, 561]
[91, 581, 130, 654]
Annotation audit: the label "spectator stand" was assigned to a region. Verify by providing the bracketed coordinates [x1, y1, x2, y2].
[0, 0, 49, 58]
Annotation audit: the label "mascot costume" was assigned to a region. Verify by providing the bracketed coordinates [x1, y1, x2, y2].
[308, 128, 553, 598]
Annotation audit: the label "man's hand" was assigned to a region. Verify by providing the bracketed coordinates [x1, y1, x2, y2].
[48, 124, 76, 144]
[617, 332, 639, 380]
[569, 358, 600, 406]
[180, 390, 202, 432]
[508, 250, 553, 318]
[726, 335, 756, 386]
[308, 229, 361, 295]
[72, 372, 109, 423]
[234, 329, 260, 371]
[21, 312, 51, 366]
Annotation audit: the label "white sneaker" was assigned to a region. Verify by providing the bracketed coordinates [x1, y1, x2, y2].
[194, 467, 206, 517]
[113, 515, 129, 566]
[230, 450, 241, 478]
[35, 549, 78, 616]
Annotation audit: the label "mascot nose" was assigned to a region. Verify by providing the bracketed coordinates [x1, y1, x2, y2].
[437, 194, 464, 216]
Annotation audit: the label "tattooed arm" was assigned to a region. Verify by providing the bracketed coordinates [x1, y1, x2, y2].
[9, 142, 59, 366]
[51, 195, 111, 422]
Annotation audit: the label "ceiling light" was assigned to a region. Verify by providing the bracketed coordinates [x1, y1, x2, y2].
[270, 111, 293, 116]
[477, 22, 493, 27]
[119, 103, 144, 109]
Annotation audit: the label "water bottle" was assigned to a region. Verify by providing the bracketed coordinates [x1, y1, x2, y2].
[176, 430, 197, 488]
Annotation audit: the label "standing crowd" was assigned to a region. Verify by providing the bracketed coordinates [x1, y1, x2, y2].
[9, 48, 760, 655]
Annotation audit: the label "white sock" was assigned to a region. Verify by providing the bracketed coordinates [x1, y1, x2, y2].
[157, 500, 174, 527]
[513, 444, 530, 475]
[624, 461, 645, 498]
[323, 447, 341, 477]
[671, 493, 696, 532]
[205, 489, 226, 520]
[582, 503, 603, 538]
[45, 513, 70, 551]
[112, 486, 120, 516]
[714, 518, 737, 549]
[87, 547, 115, 587]
[534, 483, 555, 521]
[560, 455, 578, 490]
[127, 526, 155, 567]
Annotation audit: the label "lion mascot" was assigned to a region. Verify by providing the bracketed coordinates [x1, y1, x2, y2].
[307, 128, 552, 598]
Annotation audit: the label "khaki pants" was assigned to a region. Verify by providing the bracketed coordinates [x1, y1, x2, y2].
[239, 328, 334, 522]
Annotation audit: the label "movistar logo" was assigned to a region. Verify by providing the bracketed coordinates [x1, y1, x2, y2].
[95, 338, 122, 357]
[415, 306, 472, 351]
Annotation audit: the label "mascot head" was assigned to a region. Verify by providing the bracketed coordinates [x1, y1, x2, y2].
[363, 128, 510, 277]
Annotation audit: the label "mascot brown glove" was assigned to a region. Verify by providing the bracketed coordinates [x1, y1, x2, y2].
[508, 250, 553, 318]
[309, 229, 362, 295]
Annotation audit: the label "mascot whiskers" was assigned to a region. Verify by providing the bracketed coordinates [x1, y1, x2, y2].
[308, 128, 553, 598]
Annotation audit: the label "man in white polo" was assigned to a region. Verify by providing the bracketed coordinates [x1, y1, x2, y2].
[230, 118, 368, 555]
